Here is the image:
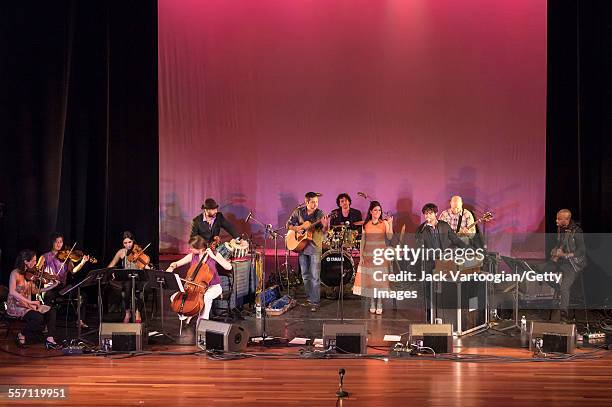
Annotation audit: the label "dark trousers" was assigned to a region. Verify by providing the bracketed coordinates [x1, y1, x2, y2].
[44, 286, 87, 322]
[541, 260, 581, 312]
[23, 308, 56, 339]
[121, 281, 144, 312]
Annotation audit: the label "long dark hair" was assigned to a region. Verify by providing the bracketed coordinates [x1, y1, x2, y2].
[363, 201, 383, 226]
[50, 232, 64, 248]
[122, 230, 135, 241]
[14, 249, 36, 274]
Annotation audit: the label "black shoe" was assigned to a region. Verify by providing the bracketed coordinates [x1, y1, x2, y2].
[45, 339, 61, 350]
[15, 333, 26, 348]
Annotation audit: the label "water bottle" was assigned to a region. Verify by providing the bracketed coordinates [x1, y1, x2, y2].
[256, 304, 262, 319]
[520, 316, 528, 348]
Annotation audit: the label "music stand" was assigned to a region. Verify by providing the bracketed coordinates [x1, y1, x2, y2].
[146, 269, 181, 342]
[495, 256, 527, 334]
[60, 267, 113, 344]
[111, 268, 150, 325]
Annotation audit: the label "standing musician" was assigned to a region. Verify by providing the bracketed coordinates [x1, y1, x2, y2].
[416, 203, 469, 272]
[438, 195, 476, 235]
[287, 192, 329, 312]
[352, 201, 393, 314]
[108, 231, 151, 323]
[7, 250, 59, 349]
[166, 235, 232, 322]
[41, 233, 90, 328]
[190, 198, 240, 243]
[541, 209, 586, 322]
[330, 193, 363, 230]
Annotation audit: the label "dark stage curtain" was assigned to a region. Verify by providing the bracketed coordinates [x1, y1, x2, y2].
[547, 0, 612, 305]
[0, 1, 158, 282]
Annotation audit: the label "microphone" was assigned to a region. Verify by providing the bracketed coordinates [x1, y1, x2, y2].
[245, 211, 252, 223]
[336, 368, 348, 398]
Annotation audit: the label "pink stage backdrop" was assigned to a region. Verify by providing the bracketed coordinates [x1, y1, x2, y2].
[158, 0, 546, 254]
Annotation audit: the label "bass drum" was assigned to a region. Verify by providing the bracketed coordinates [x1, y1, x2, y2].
[320, 250, 354, 287]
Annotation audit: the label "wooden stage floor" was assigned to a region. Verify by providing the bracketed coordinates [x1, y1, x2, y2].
[1, 339, 611, 406]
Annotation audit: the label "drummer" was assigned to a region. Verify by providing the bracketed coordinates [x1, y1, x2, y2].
[330, 193, 363, 231]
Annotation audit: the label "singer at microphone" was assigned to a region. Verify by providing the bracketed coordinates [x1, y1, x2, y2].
[330, 193, 363, 231]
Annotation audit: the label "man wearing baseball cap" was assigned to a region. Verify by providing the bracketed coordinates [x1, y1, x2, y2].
[190, 198, 240, 243]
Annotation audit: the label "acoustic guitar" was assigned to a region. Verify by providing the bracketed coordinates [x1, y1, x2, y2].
[285, 212, 334, 253]
[458, 211, 493, 235]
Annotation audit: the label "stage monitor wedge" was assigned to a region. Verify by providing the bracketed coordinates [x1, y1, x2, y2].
[100, 323, 146, 351]
[409, 323, 454, 353]
[196, 319, 249, 352]
[529, 322, 576, 354]
[323, 323, 367, 354]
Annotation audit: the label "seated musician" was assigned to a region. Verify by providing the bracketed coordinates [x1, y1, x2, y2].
[7, 250, 59, 349]
[541, 209, 586, 322]
[330, 193, 363, 230]
[287, 192, 329, 312]
[190, 198, 240, 243]
[108, 231, 151, 323]
[41, 233, 89, 328]
[438, 196, 476, 236]
[166, 235, 232, 321]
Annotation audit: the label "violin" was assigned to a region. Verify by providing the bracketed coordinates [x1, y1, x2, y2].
[57, 249, 98, 264]
[127, 244, 152, 269]
[25, 268, 60, 287]
[24, 259, 60, 293]
[169, 237, 221, 317]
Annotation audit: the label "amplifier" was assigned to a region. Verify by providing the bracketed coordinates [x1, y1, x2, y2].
[322, 323, 367, 354]
[99, 323, 145, 351]
[529, 322, 576, 354]
[196, 319, 249, 352]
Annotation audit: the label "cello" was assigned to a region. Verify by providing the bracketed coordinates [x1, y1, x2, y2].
[169, 237, 220, 317]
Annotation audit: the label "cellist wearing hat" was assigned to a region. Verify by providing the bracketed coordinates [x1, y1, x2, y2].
[190, 198, 240, 243]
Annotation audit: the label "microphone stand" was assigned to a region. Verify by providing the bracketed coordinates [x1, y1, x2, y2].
[245, 212, 277, 342]
[337, 223, 348, 323]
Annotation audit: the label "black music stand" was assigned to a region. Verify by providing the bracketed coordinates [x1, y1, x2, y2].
[495, 256, 528, 334]
[147, 269, 181, 342]
[111, 268, 150, 325]
[60, 267, 113, 344]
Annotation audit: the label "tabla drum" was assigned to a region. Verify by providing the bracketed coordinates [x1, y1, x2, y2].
[320, 250, 354, 287]
[227, 238, 250, 259]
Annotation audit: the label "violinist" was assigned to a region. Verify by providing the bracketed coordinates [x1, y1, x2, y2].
[7, 250, 59, 349]
[108, 231, 151, 323]
[42, 233, 90, 328]
[166, 235, 232, 321]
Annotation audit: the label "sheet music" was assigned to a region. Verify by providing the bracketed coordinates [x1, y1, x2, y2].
[174, 273, 185, 293]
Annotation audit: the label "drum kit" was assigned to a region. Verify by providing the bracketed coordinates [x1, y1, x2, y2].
[320, 223, 362, 288]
